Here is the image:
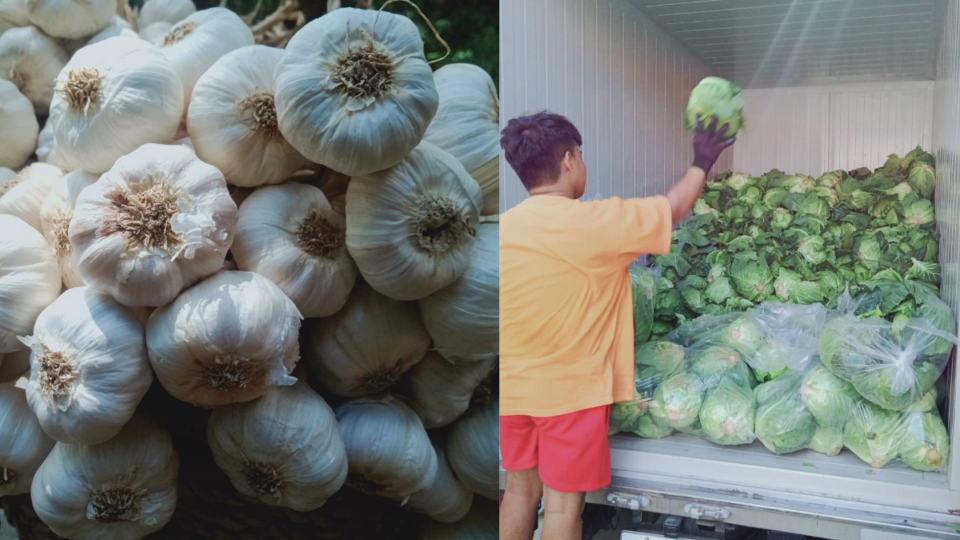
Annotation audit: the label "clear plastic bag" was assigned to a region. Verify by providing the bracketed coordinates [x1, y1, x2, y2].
[845, 391, 950, 471]
[629, 266, 657, 345]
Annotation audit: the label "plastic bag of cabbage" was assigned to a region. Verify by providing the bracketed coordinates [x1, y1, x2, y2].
[629, 266, 657, 344]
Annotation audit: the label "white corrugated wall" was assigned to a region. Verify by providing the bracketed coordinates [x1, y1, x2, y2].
[498, 0, 731, 213]
[934, 0, 960, 489]
[730, 82, 935, 178]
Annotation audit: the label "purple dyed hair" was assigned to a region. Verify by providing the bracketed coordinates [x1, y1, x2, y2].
[500, 111, 583, 190]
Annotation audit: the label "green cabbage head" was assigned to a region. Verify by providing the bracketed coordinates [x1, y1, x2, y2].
[689, 346, 742, 387]
[650, 372, 703, 430]
[799, 365, 859, 428]
[898, 411, 949, 471]
[684, 77, 744, 136]
[909, 163, 935, 199]
[700, 380, 755, 445]
[635, 414, 675, 439]
[754, 376, 816, 454]
[808, 426, 843, 456]
[843, 401, 903, 469]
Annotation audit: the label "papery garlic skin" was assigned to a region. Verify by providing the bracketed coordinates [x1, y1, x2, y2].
[0, 215, 61, 353]
[423, 63, 500, 216]
[408, 438, 473, 523]
[86, 17, 139, 47]
[0, 381, 55, 496]
[274, 8, 439, 176]
[404, 352, 495, 429]
[306, 280, 430, 397]
[70, 144, 237, 307]
[0, 347, 30, 381]
[0, 0, 28, 35]
[420, 497, 498, 540]
[31, 414, 179, 540]
[347, 142, 482, 300]
[146, 270, 301, 408]
[138, 0, 195, 29]
[0, 26, 68, 114]
[40, 169, 97, 288]
[208, 379, 347, 512]
[0, 162, 62, 231]
[36, 120, 76, 171]
[335, 395, 437, 499]
[233, 182, 357, 318]
[21, 287, 152, 445]
[26, 0, 115, 39]
[0, 79, 37, 169]
[158, 8, 254, 111]
[419, 223, 498, 363]
[188, 45, 308, 187]
[447, 400, 499, 501]
[50, 37, 184, 174]
[138, 21, 171, 46]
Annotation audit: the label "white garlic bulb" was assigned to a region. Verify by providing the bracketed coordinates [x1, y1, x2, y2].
[146, 270, 301, 408]
[20, 287, 152, 444]
[232, 182, 357, 318]
[274, 8, 439, 176]
[31, 414, 179, 540]
[346, 142, 482, 300]
[420, 497, 498, 540]
[419, 223, 498, 363]
[0, 26, 68, 114]
[447, 400, 499, 501]
[40, 169, 97, 287]
[0, 380, 55, 496]
[70, 144, 237, 307]
[138, 21, 171, 46]
[207, 379, 347, 512]
[404, 352, 495, 429]
[305, 280, 430, 397]
[26, 0, 116, 39]
[423, 64, 500, 216]
[137, 0, 195, 29]
[50, 37, 184, 174]
[408, 438, 473, 523]
[0, 347, 30, 381]
[0, 79, 37, 169]
[188, 45, 307, 187]
[0, 215, 61, 353]
[0, 0, 28, 35]
[158, 8, 254, 110]
[0, 162, 62, 231]
[335, 394, 437, 499]
[36, 120, 76, 171]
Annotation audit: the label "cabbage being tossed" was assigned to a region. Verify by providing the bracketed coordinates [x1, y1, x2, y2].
[684, 77, 744, 136]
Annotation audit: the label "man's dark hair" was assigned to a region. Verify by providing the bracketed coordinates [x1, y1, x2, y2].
[500, 111, 583, 190]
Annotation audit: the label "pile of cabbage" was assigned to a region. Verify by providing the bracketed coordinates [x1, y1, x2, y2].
[650, 147, 940, 339]
[613, 296, 958, 472]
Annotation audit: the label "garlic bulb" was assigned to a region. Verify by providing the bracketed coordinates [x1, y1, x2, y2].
[158, 8, 254, 110]
[0, 26, 68, 113]
[0, 0, 28, 35]
[232, 182, 357, 318]
[346, 142, 482, 300]
[0, 79, 37, 169]
[208, 379, 347, 511]
[447, 400, 499, 501]
[419, 223, 498, 362]
[36, 120, 76, 171]
[404, 352, 495, 429]
[0, 162, 62, 231]
[51, 37, 184, 174]
[0, 347, 30, 381]
[138, 21, 171, 46]
[40, 169, 97, 287]
[335, 394, 437, 499]
[0, 380, 55, 496]
[0, 215, 61, 353]
[20, 287, 152, 444]
[420, 497, 498, 540]
[423, 64, 500, 216]
[305, 280, 430, 397]
[408, 438, 473, 523]
[70, 144, 237, 307]
[188, 46, 307, 187]
[274, 8, 439, 176]
[146, 270, 301, 408]
[137, 0, 195, 29]
[26, 0, 115, 39]
[31, 414, 179, 540]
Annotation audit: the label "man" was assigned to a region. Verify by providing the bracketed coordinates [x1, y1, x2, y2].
[498, 111, 735, 540]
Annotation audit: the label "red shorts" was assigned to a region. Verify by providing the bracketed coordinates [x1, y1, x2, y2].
[500, 405, 611, 493]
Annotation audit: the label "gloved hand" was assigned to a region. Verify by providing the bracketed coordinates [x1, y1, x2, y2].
[692, 116, 736, 174]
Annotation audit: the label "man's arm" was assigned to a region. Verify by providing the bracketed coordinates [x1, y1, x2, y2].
[666, 118, 736, 226]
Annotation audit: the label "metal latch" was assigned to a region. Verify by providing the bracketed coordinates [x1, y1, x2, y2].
[606, 492, 650, 510]
[684, 503, 730, 522]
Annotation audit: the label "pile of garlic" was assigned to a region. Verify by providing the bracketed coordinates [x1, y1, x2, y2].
[0, 1, 499, 538]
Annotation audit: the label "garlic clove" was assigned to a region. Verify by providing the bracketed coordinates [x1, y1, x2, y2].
[39, 169, 97, 288]
[0, 214, 61, 353]
[146, 270, 302, 408]
[232, 182, 357, 319]
[0, 380, 55, 497]
[26, 0, 116, 39]
[0, 25, 69, 114]
[0, 79, 37, 169]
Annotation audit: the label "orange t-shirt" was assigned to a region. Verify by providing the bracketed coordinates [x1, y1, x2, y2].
[499, 195, 673, 417]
